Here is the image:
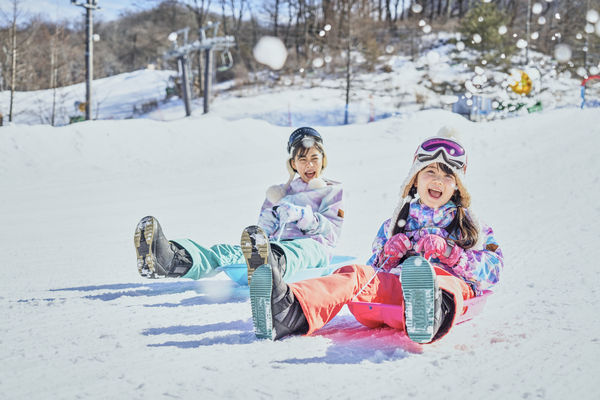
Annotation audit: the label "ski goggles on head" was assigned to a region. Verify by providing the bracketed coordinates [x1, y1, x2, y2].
[287, 127, 323, 153]
[416, 137, 467, 170]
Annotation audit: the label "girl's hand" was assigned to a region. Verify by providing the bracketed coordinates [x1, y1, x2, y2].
[415, 234, 447, 260]
[275, 203, 316, 231]
[415, 234, 464, 267]
[383, 233, 412, 258]
[379, 233, 411, 270]
[439, 244, 464, 267]
[276, 203, 307, 223]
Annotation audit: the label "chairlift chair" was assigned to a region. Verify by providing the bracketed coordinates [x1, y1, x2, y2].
[217, 49, 233, 72]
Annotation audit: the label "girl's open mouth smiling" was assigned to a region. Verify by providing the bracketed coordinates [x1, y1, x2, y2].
[428, 188, 443, 199]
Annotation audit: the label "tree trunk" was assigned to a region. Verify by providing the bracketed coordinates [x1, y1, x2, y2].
[428, 0, 435, 21]
[344, 1, 352, 125]
[186, 1, 207, 30]
[302, 0, 309, 63]
[9, 4, 17, 123]
[132, 33, 137, 69]
[295, 0, 305, 63]
[344, 39, 351, 125]
[284, 0, 293, 47]
[273, 0, 280, 36]
[401, 0, 406, 20]
[50, 39, 56, 126]
[385, 0, 392, 23]
[505, 0, 519, 26]
[231, 0, 248, 73]
[446, 0, 453, 19]
[322, 0, 333, 24]
[221, 0, 228, 35]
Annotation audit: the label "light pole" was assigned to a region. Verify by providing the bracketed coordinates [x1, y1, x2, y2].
[526, 0, 531, 64]
[71, 0, 100, 120]
[584, 0, 590, 68]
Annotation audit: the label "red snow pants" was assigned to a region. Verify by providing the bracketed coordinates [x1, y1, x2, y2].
[289, 264, 475, 341]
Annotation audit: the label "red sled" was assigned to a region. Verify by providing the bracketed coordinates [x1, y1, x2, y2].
[347, 290, 493, 330]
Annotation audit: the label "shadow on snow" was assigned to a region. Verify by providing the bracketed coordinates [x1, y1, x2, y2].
[47, 279, 249, 306]
[275, 315, 422, 364]
[145, 319, 256, 348]
[47, 282, 420, 362]
[147, 315, 421, 363]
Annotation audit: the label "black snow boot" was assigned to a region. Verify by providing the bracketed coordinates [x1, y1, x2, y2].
[241, 225, 309, 340]
[432, 290, 455, 341]
[167, 241, 193, 278]
[270, 249, 309, 340]
[134, 216, 192, 278]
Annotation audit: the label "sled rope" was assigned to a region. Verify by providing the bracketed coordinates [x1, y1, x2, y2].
[351, 253, 433, 302]
[276, 222, 287, 242]
[351, 256, 391, 302]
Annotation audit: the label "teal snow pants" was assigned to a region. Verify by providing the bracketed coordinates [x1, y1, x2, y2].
[171, 238, 329, 280]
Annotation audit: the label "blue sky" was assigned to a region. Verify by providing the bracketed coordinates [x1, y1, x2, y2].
[0, 0, 155, 23]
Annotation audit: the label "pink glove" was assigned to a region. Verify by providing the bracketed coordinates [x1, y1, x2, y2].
[415, 234, 464, 267]
[379, 233, 411, 270]
[440, 244, 464, 267]
[415, 234, 447, 260]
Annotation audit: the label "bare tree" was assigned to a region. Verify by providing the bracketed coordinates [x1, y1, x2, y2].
[5, 0, 21, 122]
[48, 23, 69, 126]
[340, 0, 360, 124]
[179, 0, 212, 28]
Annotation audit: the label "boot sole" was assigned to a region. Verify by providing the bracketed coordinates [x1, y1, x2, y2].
[249, 264, 274, 340]
[240, 226, 270, 285]
[134, 216, 157, 278]
[401, 256, 436, 344]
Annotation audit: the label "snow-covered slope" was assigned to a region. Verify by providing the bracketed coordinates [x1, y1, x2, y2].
[1, 102, 598, 399]
[0, 69, 176, 126]
[1, 43, 587, 127]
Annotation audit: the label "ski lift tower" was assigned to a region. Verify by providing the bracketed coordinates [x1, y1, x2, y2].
[164, 22, 235, 116]
[71, 0, 101, 121]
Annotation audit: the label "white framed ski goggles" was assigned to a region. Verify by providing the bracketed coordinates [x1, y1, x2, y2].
[415, 137, 467, 170]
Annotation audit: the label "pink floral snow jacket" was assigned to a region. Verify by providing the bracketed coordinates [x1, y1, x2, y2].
[367, 201, 503, 295]
[258, 177, 344, 253]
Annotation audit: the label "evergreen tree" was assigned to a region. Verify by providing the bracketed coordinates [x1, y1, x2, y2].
[459, 1, 515, 66]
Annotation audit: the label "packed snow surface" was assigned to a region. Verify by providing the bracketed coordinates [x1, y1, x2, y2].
[1, 80, 599, 399]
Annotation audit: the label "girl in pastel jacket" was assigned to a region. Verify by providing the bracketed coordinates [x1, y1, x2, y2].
[133, 127, 344, 281]
[257, 176, 343, 253]
[244, 127, 344, 281]
[246, 129, 503, 344]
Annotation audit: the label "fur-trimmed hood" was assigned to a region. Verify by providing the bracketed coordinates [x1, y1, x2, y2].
[387, 129, 483, 249]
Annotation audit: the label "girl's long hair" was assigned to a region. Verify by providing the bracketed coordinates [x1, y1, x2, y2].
[392, 163, 479, 249]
